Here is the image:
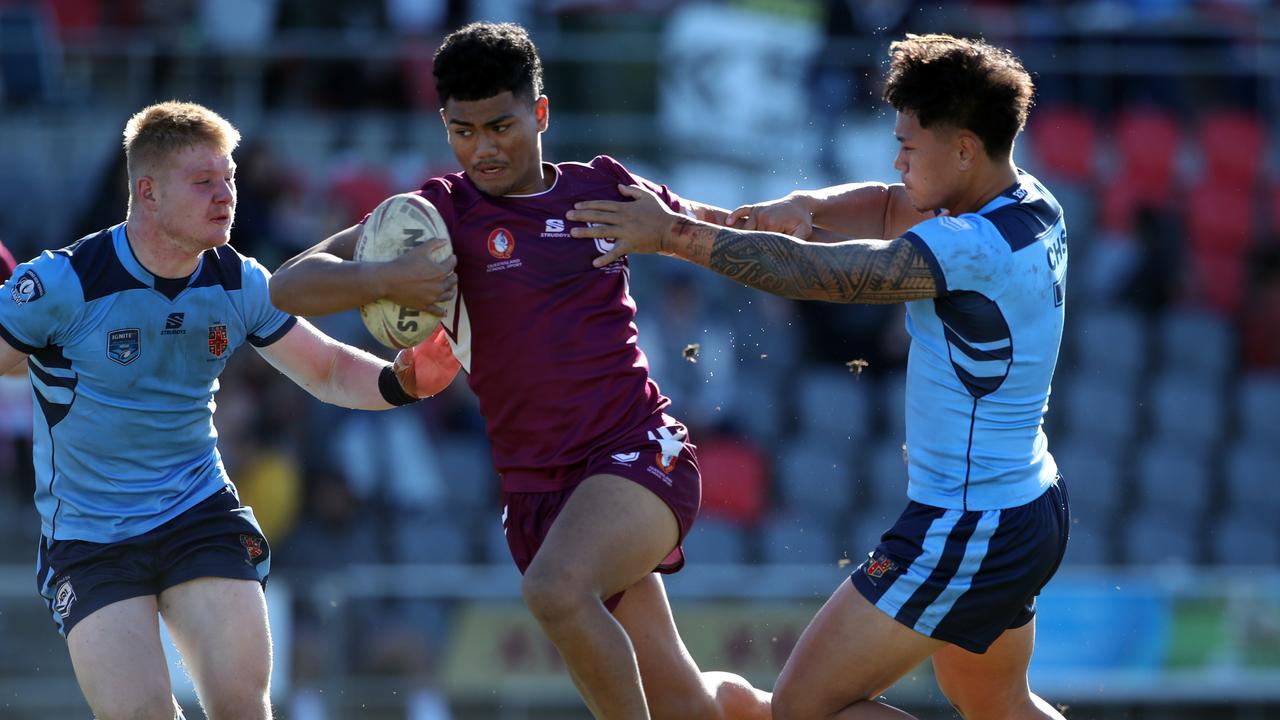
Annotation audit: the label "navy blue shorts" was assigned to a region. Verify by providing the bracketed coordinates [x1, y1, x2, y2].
[36, 486, 270, 637]
[850, 478, 1069, 653]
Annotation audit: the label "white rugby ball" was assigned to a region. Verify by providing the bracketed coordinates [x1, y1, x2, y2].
[354, 193, 454, 349]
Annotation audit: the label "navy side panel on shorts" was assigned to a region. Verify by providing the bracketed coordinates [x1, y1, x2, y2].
[850, 479, 1069, 653]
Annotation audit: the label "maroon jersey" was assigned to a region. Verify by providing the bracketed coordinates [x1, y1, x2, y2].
[421, 156, 687, 491]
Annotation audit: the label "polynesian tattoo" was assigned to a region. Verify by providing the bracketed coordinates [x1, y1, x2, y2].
[670, 217, 938, 304]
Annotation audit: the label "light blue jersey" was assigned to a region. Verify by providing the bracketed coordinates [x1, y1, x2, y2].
[0, 224, 295, 542]
[901, 170, 1065, 510]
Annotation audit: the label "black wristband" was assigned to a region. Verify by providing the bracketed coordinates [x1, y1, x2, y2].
[378, 364, 419, 406]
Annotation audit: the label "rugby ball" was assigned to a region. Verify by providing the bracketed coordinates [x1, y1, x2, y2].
[354, 193, 454, 349]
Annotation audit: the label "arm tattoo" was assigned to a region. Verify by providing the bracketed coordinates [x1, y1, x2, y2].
[703, 230, 939, 304]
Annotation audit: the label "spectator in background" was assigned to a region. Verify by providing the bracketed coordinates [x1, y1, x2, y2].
[573, 33, 1070, 720]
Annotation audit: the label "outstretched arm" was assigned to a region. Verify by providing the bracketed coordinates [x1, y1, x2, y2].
[255, 318, 449, 409]
[270, 224, 456, 317]
[724, 183, 932, 242]
[569, 184, 939, 304]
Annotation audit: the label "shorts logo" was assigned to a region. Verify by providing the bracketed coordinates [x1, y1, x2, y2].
[11, 270, 44, 305]
[487, 228, 515, 259]
[655, 452, 678, 474]
[611, 451, 640, 465]
[240, 534, 264, 562]
[106, 328, 141, 365]
[53, 577, 76, 618]
[208, 324, 229, 357]
[863, 552, 898, 584]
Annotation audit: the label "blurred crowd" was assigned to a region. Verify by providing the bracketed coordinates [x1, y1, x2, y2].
[1, 0, 1278, 714]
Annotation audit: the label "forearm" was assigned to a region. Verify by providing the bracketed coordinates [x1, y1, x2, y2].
[788, 183, 893, 239]
[663, 217, 933, 304]
[270, 254, 387, 316]
[310, 339, 397, 410]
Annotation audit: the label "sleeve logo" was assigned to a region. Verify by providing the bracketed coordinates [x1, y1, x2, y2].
[11, 269, 44, 305]
[938, 216, 974, 232]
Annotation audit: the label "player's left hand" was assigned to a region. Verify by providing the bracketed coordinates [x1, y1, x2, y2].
[568, 184, 680, 267]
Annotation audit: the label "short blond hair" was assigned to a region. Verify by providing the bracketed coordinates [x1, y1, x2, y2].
[123, 101, 241, 207]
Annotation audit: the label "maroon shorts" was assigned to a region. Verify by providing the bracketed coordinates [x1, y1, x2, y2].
[501, 415, 702, 610]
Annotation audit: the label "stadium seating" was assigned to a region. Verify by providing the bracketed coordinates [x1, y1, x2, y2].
[1208, 509, 1280, 565]
[1148, 372, 1226, 454]
[1196, 109, 1266, 191]
[681, 517, 752, 564]
[1059, 374, 1142, 452]
[1050, 440, 1125, 519]
[775, 437, 856, 519]
[1134, 441, 1213, 528]
[1236, 373, 1280, 446]
[434, 433, 497, 514]
[1071, 308, 1149, 392]
[796, 367, 873, 443]
[1156, 308, 1235, 383]
[758, 511, 838, 564]
[1027, 105, 1099, 183]
[1224, 443, 1280, 522]
[1123, 511, 1200, 565]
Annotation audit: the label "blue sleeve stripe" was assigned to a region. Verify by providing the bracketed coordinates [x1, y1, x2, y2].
[0, 321, 40, 355]
[249, 315, 297, 347]
[902, 231, 947, 294]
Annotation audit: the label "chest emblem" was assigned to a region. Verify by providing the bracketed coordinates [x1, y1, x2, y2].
[106, 328, 141, 365]
[208, 324, 229, 358]
[487, 228, 515, 259]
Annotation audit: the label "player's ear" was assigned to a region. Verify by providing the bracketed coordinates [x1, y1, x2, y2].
[137, 176, 156, 205]
[956, 132, 981, 171]
[534, 96, 549, 132]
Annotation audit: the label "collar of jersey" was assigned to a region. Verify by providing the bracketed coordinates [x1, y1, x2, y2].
[112, 223, 205, 291]
[501, 162, 560, 198]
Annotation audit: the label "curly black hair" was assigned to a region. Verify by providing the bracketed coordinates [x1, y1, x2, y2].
[883, 34, 1034, 159]
[433, 22, 544, 106]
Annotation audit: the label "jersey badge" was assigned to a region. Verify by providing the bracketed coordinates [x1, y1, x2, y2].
[208, 324, 229, 358]
[487, 228, 516, 259]
[10, 269, 44, 305]
[106, 328, 141, 365]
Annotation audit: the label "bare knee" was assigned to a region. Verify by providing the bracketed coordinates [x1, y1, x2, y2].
[521, 566, 595, 627]
[197, 668, 271, 720]
[711, 674, 771, 720]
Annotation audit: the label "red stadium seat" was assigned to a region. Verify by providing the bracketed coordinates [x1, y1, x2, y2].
[1027, 105, 1098, 183]
[1112, 107, 1182, 207]
[697, 433, 769, 525]
[1197, 109, 1265, 190]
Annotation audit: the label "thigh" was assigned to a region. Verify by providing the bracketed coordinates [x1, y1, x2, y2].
[527, 473, 681, 602]
[67, 595, 174, 719]
[931, 617, 1036, 717]
[159, 577, 272, 708]
[775, 579, 942, 718]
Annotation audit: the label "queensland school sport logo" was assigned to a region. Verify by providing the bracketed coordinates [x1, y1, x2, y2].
[487, 228, 515, 259]
[11, 270, 45, 305]
[106, 328, 141, 365]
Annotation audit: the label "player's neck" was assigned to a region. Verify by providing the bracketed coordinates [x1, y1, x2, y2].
[951, 161, 1018, 216]
[124, 218, 202, 280]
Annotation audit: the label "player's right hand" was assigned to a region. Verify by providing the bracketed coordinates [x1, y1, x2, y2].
[406, 325, 461, 397]
[376, 238, 457, 316]
[725, 196, 814, 239]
